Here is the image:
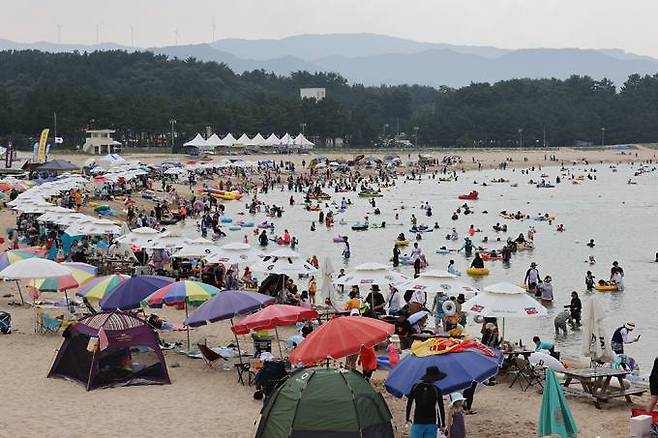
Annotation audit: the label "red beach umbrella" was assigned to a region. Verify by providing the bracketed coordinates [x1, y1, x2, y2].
[289, 316, 394, 366]
[231, 304, 318, 335]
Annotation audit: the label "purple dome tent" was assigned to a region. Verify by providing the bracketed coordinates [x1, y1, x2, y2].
[48, 311, 170, 390]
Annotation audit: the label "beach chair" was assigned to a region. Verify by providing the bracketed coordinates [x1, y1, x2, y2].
[509, 357, 544, 391]
[197, 343, 227, 368]
[0, 311, 11, 334]
[35, 308, 62, 334]
[235, 362, 256, 386]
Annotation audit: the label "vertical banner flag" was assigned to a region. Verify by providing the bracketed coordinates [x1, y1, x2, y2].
[37, 128, 49, 162]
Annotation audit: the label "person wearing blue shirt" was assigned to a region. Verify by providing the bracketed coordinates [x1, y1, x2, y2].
[532, 336, 555, 353]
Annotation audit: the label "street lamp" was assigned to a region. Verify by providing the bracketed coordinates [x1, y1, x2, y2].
[601, 127, 605, 146]
[169, 119, 176, 149]
[300, 123, 307, 135]
[413, 126, 420, 148]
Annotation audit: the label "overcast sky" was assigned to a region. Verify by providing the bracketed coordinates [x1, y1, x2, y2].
[3, 0, 658, 56]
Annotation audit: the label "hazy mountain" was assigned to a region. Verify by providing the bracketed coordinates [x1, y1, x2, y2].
[0, 38, 132, 52]
[2, 33, 658, 87]
[211, 33, 510, 60]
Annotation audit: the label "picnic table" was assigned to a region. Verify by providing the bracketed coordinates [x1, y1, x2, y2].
[561, 367, 646, 408]
[501, 348, 534, 373]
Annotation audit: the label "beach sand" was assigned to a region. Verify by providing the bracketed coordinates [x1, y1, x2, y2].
[1, 145, 654, 437]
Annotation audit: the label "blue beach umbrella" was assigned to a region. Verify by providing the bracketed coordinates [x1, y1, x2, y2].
[385, 348, 503, 397]
[99, 275, 174, 310]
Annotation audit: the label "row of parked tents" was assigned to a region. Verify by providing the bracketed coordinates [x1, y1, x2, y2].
[184, 132, 314, 152]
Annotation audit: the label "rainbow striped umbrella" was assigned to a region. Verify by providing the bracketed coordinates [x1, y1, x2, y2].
[144, 280, 221, 352]
[76, 273, 130, 301]
[0, 248, 46, 271]
[31, 262, 97, 292]
[144, 280, 221, 308]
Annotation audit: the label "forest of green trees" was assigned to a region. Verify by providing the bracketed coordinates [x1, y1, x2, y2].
[1, 49, 658, 149]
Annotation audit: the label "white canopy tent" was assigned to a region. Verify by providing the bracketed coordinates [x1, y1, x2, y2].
[293, 133, 315, 149]
[205, 133, 223, 148]
[263, 133, 280, 147]
[235, 133, 252, 145]
[218, 133, 237, 146]
[251, 133, 267, 146]
[184, 134, 208, 148]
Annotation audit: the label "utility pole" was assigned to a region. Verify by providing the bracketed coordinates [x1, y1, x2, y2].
[601, 127, 606, 146]
[53, 112, 57, 143]
[413, 126, 420, 148]
[543, 126, 546, 148]
[169, 119, 177, 152]
[299, 123, 306, 135]
[518, 128, 523, 148]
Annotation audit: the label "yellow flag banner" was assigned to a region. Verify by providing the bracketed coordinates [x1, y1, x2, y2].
[37, 128, 49, 163]
[410, 337, 497, 358]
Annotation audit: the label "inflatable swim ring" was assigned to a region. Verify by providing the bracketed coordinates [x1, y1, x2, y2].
[467, 267, 490, 276]
[442, 300, 457, 316]
[395, 240, 410, 247]
[220, 216, 233, 223]
[594, 284, 619, 292]
[228, 226, 242, 231]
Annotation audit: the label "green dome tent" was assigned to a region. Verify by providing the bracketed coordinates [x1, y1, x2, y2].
[256, 367, 394, 438]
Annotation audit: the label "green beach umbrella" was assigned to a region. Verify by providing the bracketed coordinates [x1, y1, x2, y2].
[538, 369, 577, 438]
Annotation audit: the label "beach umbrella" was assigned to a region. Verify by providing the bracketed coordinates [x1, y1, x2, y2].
[76, 273, 130, 302]
[581, 296, 615, 363]
[31, 262, 97, 291]
[253, 249, 318, 276]
[205, 242, 264, 265]
[256, 368, 394, 438]
[0, 258, 72, 279]
[462, 282, 547, 339]
[0, 258, 73, 304]
[384, 338, 503, 397]
[529, 352, 566, 373]
[0, 248, 46, 271]
[333, 262, 409, 289]
[537, 369, 578, 438]
[144, 280, 220, 308]
[289, 316, 394, 366]
[144, 280, 221, 351]
[115, 227, 160, 246]
[397, 269, 479, 298]
[319, 257, 336, 305]
[184, 290, 275, 365]
[232, 304, 318, 356]
[99, 275, 174, 310]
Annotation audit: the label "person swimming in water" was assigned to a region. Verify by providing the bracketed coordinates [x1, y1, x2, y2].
[470, 253, 485, 269]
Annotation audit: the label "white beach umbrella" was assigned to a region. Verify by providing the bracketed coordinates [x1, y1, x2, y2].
[0, 258, 72, 279]
[462, 282, 547, 318]
[205, 242, 264, 265]
[333, 262, 409, 289]
[65, 219, 121, 236]
[581, 296, 616, 363]
[253, 250, 318, 275]
[397, 269, 479, 298]
[172, 242, 220, 258]
[115, 227, 160, 246]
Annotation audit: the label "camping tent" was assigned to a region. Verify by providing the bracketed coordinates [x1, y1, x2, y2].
[47, 311, 170, 390]
[255, 367, 394, 438]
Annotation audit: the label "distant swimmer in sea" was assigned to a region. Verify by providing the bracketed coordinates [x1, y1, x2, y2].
[586, 239, 595, 248]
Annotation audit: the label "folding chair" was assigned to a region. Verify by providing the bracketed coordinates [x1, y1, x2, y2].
[197, 343, 228, 368]
[35, 308, 62, 334]
[509, 357, 544, 391]
[0, 311, 11, 334]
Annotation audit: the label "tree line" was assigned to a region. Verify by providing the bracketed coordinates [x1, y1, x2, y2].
[1, 49, 658, 149]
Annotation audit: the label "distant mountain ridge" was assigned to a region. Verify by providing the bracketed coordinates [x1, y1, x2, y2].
[2, 33, 658, 87]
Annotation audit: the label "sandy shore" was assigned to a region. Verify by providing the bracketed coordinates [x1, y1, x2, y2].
[0, 296, 650, 437]
[1, 145, 654, 437]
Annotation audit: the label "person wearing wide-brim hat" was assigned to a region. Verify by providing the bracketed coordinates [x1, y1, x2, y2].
[406, 366, 447, 437]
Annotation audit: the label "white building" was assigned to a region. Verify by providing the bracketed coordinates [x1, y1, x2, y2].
[82, 129, 122, 155]
[300, 88, 326, 101]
